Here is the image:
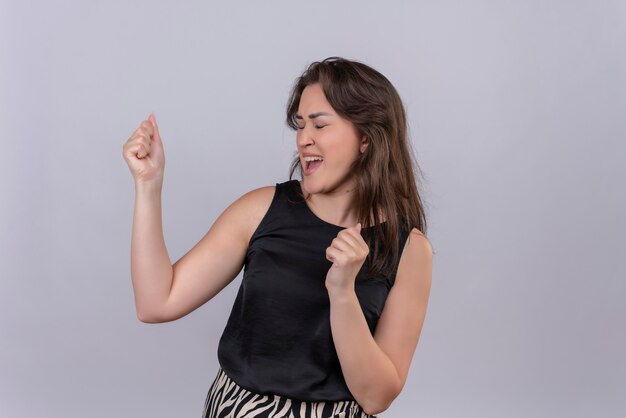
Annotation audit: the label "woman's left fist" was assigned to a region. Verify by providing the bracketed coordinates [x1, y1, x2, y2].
[325, 223, 369, 290]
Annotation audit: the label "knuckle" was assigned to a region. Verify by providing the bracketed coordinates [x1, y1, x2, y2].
[138, 125, 149, 135]
[141, 120, 152, 131]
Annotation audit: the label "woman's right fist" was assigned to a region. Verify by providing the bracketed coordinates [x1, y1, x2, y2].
[123, 113, 165, 186]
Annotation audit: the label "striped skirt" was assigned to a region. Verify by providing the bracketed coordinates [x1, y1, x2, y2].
[201, 367, 377, 418]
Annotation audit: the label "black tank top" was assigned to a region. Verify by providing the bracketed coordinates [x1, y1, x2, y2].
[217, 179, 411, 402]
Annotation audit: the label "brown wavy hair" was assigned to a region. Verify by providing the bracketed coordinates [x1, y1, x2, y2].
[285, 56, 431, 281]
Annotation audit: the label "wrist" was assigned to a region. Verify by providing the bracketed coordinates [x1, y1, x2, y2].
[135, 180, 163, 195]
[326, 283, 356, 302]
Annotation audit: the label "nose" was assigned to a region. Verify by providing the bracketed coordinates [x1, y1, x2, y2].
[296, 125, 315, 149]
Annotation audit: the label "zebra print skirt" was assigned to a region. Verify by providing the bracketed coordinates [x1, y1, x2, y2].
[201, 367, 377, 418]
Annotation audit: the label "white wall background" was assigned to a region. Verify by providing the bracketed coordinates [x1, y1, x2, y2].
[1, 0, 624, 417]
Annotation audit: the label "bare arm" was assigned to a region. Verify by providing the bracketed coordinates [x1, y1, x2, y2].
[130, 184, 276, 323]
[130, 182, 173, 322]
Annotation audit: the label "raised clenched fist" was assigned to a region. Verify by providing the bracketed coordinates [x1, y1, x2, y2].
[122, 113, 166, 186]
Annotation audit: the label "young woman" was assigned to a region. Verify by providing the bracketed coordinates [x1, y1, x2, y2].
[122, 57, 433, 418]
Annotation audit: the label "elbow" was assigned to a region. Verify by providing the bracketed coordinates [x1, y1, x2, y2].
[362, 400, 391, 417]
[136, 308, 167, 323]
[361, 381, 401, 416]
[137, 310, 155, 323]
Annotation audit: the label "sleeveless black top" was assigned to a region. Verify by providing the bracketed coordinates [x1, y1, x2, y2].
[217, 179, 411, 402]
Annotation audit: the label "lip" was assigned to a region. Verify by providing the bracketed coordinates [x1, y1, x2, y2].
[302, 152, 323, 158]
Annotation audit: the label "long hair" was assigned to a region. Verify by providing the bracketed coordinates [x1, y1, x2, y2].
[285, 56, 430, 281]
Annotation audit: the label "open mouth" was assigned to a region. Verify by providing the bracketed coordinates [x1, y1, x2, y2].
[304, 159, 323, 175]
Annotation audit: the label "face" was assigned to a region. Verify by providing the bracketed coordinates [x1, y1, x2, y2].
[296, 83, 368, 195]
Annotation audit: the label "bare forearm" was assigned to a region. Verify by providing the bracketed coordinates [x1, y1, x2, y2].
[327, 286, 400, 415]
[130, 182, 173, 321]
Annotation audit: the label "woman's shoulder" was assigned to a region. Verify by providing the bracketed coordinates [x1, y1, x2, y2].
[238, 184, 277, 215]
[237, 179, 300, 210]
[222, 184, 277, 246]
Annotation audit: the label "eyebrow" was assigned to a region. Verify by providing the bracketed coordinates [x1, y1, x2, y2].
[294, 112, 333, 120]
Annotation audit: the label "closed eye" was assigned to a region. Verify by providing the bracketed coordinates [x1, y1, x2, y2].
[296, 125, 326, 130]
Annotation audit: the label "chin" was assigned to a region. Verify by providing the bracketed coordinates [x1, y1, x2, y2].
[300, 177, 321, 195]
[302, 176, 352, 196]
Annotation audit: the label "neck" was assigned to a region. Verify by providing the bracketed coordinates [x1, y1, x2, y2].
[300, 180, 358, 227]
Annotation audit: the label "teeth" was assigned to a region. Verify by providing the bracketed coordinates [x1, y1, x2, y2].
[304, 156, 323, 162]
